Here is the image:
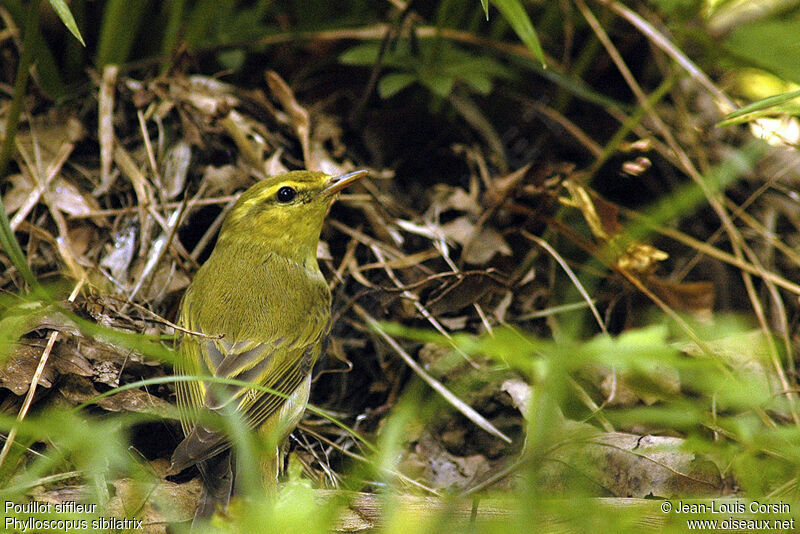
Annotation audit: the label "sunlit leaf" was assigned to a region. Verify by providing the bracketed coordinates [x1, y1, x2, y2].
[48, 0, 85, 46]
[491, 0, 545, 66]
[719, 89, 800, 126]
[479, 0, 489, 19]
[378, 73, 417, 98]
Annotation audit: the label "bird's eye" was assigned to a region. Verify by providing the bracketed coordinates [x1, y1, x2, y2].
[276, 186, 297, 203]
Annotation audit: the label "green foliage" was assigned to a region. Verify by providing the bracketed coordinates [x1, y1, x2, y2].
[725, 14, 800, 85]
[647, 0, 704, 18]
[340, 39, 514, 98]
[719, 89, 800, 127]
[1, 286, 798, 531]
[96, 0, 152, 67]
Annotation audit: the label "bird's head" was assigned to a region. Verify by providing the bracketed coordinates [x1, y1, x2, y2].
[218, 169, 368, 264]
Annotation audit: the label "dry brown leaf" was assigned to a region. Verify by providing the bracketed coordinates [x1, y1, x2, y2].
[100, 222, 137, 284]
[3, 172, 101, 220]
[0, 344, 58, 395]
[427, 185, 482, 217]
[647, 277, 715, 316]
[559, 180, 670, 273]
[99, 65, 119, 192]
[67, 226, 95, 257]
[500, 378, 532, 419]
[200, 164, 250, 195]
[161, 141, 192, 199]
[219, 110, 269, 171]
[266, 70, 313, 169]
[538, 422, 723, 497]
[141, 262, 191, 303]
[440, 216, 512, 264]
[426, 273, 499, 316]
[170, 75, 239, 117]
[52, 343, 94, 378]
[56, 375, 100, 405]
[96, 388, 173, 417]
[400, 434, 491, 490]
[484, 163, 531, 208]
[106, 476, 200, 532]
[464, 227, 512, 264]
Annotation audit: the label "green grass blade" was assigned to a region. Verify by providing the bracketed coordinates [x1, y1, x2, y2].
[491, 0, 545, 66]
[47, 0, 86, 45]
[96, 0, 150, 66]
[718, 88, 800, 127]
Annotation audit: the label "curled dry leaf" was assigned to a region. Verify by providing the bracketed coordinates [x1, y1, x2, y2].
[500, 378, 532, 419]
[560, 180, 671, 273]
[220, 110, 270, 172]
[483, 163, 531, 208]
[427, 185, 482, 217]
[399, 434, 491, 491]
[170, 75, 239, 118]
[440, 216, 512, 264]
[264, 149, 290, 176]
[161, 141, 192, 199]
[100, 222, 137, 284]
[66, 226, 95, 257]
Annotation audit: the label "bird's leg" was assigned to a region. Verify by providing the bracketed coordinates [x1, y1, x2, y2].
[260, 444, 281, 495]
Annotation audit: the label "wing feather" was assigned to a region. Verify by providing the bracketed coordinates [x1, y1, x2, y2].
[171, 249, 330, 472]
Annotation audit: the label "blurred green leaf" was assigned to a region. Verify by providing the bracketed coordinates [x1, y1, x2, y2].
[160, 0, 186, 68]
[464, 74, 492, 94]
[184, 0, 233, 47]
[422, 73, 455, 97]
[725, 14, 800, 85]
[96, 0, 150, 66]
[479, 0, 489, 19]
[1, 1, 65, 97]
[378, 73, 417, 97]
[339, 43, 381, 65]
[647, 0, 703, 17]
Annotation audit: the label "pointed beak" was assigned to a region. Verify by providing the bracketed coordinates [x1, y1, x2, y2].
[323, 169, 369, 197]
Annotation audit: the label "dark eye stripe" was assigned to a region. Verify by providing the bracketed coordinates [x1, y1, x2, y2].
[276, 186, 297, 203]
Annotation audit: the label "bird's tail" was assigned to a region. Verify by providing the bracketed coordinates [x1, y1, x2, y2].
[192, 450, 234, 524]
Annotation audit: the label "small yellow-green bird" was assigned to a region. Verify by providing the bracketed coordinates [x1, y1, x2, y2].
[169, 169, 368, 519]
